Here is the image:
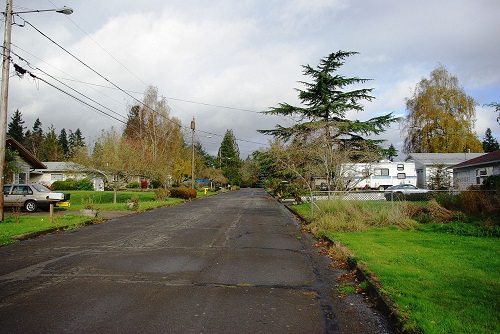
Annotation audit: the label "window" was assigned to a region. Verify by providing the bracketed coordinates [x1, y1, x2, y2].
[12, 186, 32, 195]
[374, 168, 389, 176]
[3, 186, 11, 195]
[476, 169, 487, 176]
[397, 164, 404, 171]
[19, 173, 28, 183]
[397, 173, 406, 179]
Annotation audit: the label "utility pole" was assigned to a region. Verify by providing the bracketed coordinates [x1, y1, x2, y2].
[0, 1, 72, 221]
[0, 0, 13, 221]
[191, 117, 195, 189]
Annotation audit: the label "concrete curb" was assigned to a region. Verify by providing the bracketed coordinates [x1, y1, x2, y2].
[283, 201, 417, 334]
[349, 261, 418, 334]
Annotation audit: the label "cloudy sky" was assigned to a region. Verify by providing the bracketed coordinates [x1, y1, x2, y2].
[5, 0, 500, 159]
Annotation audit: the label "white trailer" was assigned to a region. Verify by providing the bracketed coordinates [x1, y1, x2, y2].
[341, 161, 418, 190]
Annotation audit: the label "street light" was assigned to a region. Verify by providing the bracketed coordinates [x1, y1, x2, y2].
[0, 0, 73, 221]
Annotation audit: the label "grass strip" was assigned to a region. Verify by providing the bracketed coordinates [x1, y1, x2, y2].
[0, 214, 92, 245]
[328, 228, 499, 333]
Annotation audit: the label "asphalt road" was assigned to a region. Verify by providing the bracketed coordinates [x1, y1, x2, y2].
[0, 188, 390, 334]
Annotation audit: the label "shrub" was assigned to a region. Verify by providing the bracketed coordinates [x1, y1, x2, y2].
[140, 180, 149, 189]
[150, 179, 162, 189]
[170, 187, 197, 200]
[126, 182, 141, 189]
[51, 180, 71, 190]
[482, 174, 500, 190]
[154, 188, 171, 201]
[75, 178, 94, 190]
[126, 195, 140, 211]
[51, 178, 93, 191]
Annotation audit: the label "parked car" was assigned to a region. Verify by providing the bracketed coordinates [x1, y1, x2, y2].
[3, 184, 70, 212]
[384, 184, 429, 201]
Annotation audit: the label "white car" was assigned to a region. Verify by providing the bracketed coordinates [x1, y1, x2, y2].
[384, 184, 429, 201]
[3, 184, 71, 212]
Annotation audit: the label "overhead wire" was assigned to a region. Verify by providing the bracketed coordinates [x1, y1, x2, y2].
[12, 12, 270, 151]
[47, 0, 148, 88]
[17, 62, 128, 125]
[19, 15, 186, 129]
[10, 42, 134, 111]
[7, 47, 129, 124]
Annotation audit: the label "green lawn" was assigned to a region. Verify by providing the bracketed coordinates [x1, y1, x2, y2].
[291, 201, 499, 333]
[0, 214, 91, 245]
[64, 189, 217, 210]
[331, 228, 499, 333]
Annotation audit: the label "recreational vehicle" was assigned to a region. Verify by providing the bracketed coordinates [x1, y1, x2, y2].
[340, 161, 418, 190]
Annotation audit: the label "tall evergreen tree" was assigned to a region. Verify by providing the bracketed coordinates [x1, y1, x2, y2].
[218, 129, 242, 186]
[69, 128, 86, 149]
[24, 118, 44, 157]
[58, 128, 69, 156]
[259, 51, 396, 156]
[482, 128, 499, 152]
[38, 126, 62, 161]
[7, 109, 25, 143]
[383, 144, 398, 161]
[258, 51, 397, 189]
[67, 128, 86, 159]
[123, 105, 143, 140]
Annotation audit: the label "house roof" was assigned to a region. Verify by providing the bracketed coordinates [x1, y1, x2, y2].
[452, 150, 500, 169]
[6, 137, 46, 169]
[33, 161, 83, 173]
[405, 153, 485, 166]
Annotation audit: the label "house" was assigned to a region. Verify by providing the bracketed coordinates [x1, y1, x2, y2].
[6, 137, 46, 183]
[405, 153, 485, 188]
[451, 150, 500, 190]
[30, 162, 104, 191]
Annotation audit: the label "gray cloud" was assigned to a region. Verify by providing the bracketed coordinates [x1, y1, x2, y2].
[5, 0, 500, 158]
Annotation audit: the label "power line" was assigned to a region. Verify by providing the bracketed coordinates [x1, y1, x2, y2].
[7, 47, 128, 124]
[19, 63, 128, 125]
[19, 16, 186, 129]
[14, 15, 269, 151]
[10, 42, 132, 110]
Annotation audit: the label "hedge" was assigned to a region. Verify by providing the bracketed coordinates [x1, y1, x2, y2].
[170, 187, 197, 200]
[51, 178, 94, 191]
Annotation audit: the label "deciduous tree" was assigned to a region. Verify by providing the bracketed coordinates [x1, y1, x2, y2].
[403, 65, 482, 153]
[122, 86, 186, 187]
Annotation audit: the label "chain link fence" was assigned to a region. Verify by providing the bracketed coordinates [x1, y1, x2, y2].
[301, 189, 498, 203]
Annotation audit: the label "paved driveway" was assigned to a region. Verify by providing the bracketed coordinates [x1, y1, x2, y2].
[0, 188, 390, 333]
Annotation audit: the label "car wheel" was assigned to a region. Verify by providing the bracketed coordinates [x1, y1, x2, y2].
[24, 200, 38, 212]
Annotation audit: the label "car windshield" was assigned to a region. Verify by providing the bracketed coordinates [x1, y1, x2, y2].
[31, 184, 51, 192]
